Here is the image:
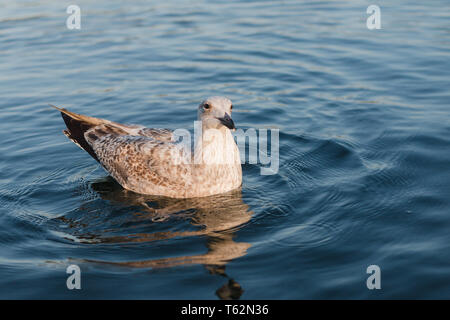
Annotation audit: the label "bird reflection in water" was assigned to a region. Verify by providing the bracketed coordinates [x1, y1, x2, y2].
[61, 177, 252, 299]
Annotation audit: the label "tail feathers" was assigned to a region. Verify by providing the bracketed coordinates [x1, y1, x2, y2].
[51, 104, 101, 162]
[50, 104, 106, 126]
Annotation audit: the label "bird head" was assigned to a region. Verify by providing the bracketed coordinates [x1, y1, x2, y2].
[197, 96, 235, 131]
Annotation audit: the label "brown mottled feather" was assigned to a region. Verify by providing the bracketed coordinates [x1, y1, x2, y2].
[60, 112, 100, 162]
[85, 133, 192, 197]
[50, 104, 174, 164]
[52, 101, 242, 198]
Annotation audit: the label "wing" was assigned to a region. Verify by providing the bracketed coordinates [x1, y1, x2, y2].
[128, 127, 174, 142]
[108, 124, 175, 142]
[84, 125, 192, 197]
[53, 105, 174, 162]
[53, 106, 198, 196]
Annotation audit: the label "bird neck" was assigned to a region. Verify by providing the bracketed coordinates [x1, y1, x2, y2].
[193, 126, 240, 166]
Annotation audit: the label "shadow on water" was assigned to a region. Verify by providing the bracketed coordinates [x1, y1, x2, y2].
[56, 177, 253, 300]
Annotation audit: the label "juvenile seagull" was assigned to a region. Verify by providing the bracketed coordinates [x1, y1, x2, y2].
[52, 97, 242, 198]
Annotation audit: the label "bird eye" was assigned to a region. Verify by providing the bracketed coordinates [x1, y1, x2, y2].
[230, 105, 233, 110]
[203, 103, 211, 110]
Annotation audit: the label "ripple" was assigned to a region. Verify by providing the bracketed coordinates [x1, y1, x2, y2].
[0, 0, 449, 299]
[270, 222, 339, 249]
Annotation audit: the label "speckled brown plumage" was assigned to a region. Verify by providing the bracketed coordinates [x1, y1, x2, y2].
[51, 97, 242, 198]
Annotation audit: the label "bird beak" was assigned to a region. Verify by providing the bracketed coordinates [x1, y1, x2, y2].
[217, 113, 236, 130]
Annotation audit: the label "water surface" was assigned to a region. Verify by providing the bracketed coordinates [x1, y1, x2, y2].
[0, 0, 449, 299]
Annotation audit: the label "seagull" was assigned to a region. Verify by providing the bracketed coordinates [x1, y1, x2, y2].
[52, 97, 242, 198]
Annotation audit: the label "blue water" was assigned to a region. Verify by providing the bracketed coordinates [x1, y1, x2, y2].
[0, 0, 449, 299]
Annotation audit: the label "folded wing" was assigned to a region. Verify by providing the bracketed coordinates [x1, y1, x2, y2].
[85, 127, 192, 195]
[53, 105, 192, 196]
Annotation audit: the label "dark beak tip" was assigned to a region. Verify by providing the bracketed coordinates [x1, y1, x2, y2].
[217, 114, 236, 130]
